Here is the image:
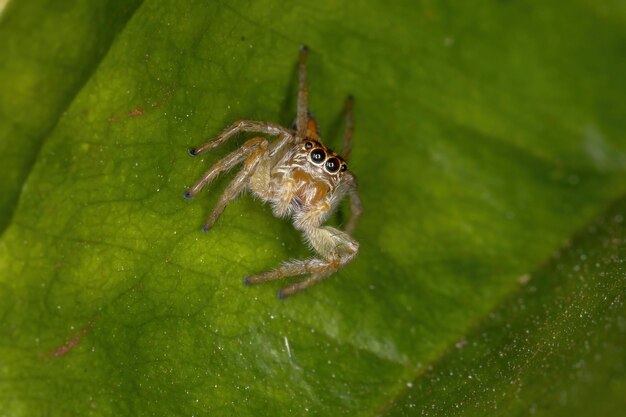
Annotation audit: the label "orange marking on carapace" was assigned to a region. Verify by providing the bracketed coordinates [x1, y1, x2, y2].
[292, 169, 312, 183]
[306, 117, 320, 139]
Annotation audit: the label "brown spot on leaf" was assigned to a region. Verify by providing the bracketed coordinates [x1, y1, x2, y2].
[45, 321, 95, 359]
[107, 84, 176, 122]
[127, 108, 144, 117]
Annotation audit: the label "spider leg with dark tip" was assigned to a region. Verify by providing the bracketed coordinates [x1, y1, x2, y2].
[184, 137, 267, 199]
[184, 120, 292, 200]
[200, 138, 268, 232]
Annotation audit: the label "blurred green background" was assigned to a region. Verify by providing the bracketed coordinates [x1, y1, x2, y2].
[0, 0, 624, 416]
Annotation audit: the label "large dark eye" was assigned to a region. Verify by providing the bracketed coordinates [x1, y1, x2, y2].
[341, 163, 347, 172]
[310, 148, 326, 164]
[304, 141, 313, 150]
[325, 157, 340, 173]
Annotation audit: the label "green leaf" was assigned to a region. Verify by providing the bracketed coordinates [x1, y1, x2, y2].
[383, 200, 626, 416]
[0, 0, 625, 416]
[0, 0, 143, 232]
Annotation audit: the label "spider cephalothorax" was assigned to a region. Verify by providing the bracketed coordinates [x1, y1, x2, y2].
[184, 46, 362, 298]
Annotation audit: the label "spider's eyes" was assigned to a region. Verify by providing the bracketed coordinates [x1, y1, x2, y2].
[310, 148, 326, 164]
[325, 157, 340, 173]
[341, 163, 347, 172]
[304, 141, 314, 150]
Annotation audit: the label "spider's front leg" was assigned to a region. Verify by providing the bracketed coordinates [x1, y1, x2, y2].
[189, 137, 269, 232]
[186, 133, 293, 199]
[244, 225, 359, 298]
[204, 143, 269, 231]
[189, 120, 291, 156]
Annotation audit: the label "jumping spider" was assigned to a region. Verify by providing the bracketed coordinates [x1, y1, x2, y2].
[184, 46, 362, 298]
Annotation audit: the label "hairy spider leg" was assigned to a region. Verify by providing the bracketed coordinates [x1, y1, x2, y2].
[337, 97, 361, 236]
[278, 270, 334, 299]
[185, 137, 270, 198]
[188, 120, 290, 156]
[343, 172, 362, 236]
[296, 45, 309, 139]
[202, 138, 269, 232]
[244, 225, 359, 298]
[342, 95, 355, 161]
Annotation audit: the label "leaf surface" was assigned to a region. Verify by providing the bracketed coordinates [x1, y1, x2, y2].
[0, 0, 143, 232]
[0, 0, 625, 415]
